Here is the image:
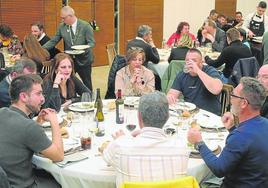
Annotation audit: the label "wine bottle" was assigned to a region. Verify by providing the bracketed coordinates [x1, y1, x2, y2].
[95, 90, 105, 136]
[94, 88, 103, 108]
[115, 89, 124, 124]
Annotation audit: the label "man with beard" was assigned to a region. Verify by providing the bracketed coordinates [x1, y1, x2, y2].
[0, 74, 64, 188]
[31, 22, 60, 58]
[188, 77, 268, 188]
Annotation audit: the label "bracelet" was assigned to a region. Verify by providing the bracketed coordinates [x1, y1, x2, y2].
[53, 82, 60, 85]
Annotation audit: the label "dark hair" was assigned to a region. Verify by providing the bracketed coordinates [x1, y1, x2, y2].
[0, 24, 14, 38]
[31, 22, 44, 31]
[10, 74, 42, 103]
[44, 53, 75, 97]
[176, 22, 190, 35]
[209, 9, 218, 16]
[258, 1, 267, 9]
[237, 28, 247, 41]
[11, 57, 37, 74]
[218, 14, 226, 19]
[235, 11, 242, 16]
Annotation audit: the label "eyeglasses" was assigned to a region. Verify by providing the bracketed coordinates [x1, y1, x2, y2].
[230, 92, 250, 104]
[256, 74, 268, 80]
[129, 47, 144, 52]
[61, 15, 70, 20]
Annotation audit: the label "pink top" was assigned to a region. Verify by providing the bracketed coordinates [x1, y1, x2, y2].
[166, 32, 196, 47]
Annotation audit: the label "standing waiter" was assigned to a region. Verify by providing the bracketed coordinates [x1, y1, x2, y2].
[243, 1, 268, 38]
[43, 6, 95, 91]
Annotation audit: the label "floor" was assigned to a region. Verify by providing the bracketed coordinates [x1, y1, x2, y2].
[91, 65, 110, 98]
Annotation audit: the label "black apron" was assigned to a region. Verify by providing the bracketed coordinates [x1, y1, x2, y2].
[249, 14, 265, 36]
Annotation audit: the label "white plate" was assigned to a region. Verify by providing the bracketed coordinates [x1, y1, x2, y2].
[190, 141, 218, 154]
[195, 110, 224, 129]
[33, 114, 63, 128]
[68, 102, 94, 112]
[170, 102, 196, 111]
[65, 50, 85, 55]
[124, 97, 140, 107]
[71, 45, 90, 50]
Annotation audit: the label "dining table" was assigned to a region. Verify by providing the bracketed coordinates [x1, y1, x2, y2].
[32, 99, 228, 188]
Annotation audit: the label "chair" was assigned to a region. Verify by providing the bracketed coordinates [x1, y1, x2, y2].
[40, 60, 53, 78]
[120, 176, 199, 188]
[0, 166, 11, 188]
[220, 84, 234, 115]
[106, 43, 117, 67]
[0, 52, 5, 68]
[228, 56, 260, 87]
[105, 55, 127, 99]
[161, 60, 185, 93]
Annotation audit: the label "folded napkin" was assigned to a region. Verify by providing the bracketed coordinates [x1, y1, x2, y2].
[56, 153, 88, 168]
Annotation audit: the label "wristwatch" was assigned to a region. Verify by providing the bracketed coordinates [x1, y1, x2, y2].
[194, 141, 206, 151]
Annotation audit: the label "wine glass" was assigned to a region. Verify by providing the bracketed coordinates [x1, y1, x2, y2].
[125, 109, 137, 132]
[81, 92, 91, 102]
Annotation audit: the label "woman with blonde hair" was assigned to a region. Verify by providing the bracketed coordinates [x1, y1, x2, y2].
[168, 34, 193, 63]
[115, 48, 155, 96]
[23, 33, 50, 73]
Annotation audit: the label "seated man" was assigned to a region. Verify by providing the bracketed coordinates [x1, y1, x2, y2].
[201, 19, 227, 52]
[257, 64, 268, 118]
[188, 77, 268, 187]
[103, 91, 189, 188]
[0, 74, 64, 188]
[205, 28, 253, 83]
[127, 25, 160, 67]
[167, 48, 223, 115]
[0, 57, 36, 107]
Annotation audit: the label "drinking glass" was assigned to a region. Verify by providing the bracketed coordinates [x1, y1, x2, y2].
[81, 92, 91, 102]
[125, 109, 137, 132]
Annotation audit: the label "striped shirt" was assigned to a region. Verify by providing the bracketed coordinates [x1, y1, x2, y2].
[103, 127, 190, 188]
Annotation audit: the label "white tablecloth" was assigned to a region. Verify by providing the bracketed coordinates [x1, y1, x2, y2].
[32, 103, 227, 188]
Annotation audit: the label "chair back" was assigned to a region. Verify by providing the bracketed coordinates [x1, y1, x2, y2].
[106, 43, 117, 67]
[228, 56, 259, 87]
[0, 166, 11, 188]
[40, 60, 53, 78]
[161, 60, 185, 93]
[105, 55, 127, 99]
[120, 176, 199, 188]
[220, 84, 234, 115]
[0, 52, 5, 68]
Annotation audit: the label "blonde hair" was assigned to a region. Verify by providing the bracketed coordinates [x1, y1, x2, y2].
[178, 34, 193, 48]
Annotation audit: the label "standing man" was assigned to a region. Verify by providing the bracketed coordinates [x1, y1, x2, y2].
[243, 1, 268, 38]
[188, 77, 268, 188]
[43, 6, 95, 91]
[0, 74, 64, 188]
[31, 22, 60, 58]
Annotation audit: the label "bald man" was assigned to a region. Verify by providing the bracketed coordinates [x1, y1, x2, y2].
[258, 64, 268, 118]
[43, 6, 95, 91]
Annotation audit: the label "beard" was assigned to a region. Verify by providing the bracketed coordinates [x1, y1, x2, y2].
[26, 103, 41, 114]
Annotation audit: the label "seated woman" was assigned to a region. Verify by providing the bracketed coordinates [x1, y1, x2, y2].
[23, 34, 50, 73]
[42, 53, 90, 112]
[115, 48, 155, 96]
[168, 34, 193, 63]
[166, 22, 196, 48]
[0, 24, 23, 59]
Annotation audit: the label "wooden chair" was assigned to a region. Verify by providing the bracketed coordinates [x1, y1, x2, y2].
[106, 43, 117, 67]
[220, 84, 234, 115]
[40, 60, 53, 78]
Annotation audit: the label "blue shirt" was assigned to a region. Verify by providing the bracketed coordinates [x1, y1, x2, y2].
[171, 65, 221, 115]
[199, 116, 268, 188]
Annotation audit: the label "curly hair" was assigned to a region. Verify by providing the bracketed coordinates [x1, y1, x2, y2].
[176, 22, 190, 35]
[0, 24, 14, 38]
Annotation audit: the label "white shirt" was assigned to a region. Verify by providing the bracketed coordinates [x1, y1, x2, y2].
[243, 12, 268, 35]
[103, 127, 190, 188]
[71, 18, 78, 34]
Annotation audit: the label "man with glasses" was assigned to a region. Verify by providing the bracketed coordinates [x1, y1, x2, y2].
[188, 77, 268, 188]
[43, 6, 95, 91]
[257, 64, 268, 117]
[0, 57, 37, 108]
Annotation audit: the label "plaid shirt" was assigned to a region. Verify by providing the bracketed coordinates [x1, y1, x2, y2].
[103, 127, 190, 188]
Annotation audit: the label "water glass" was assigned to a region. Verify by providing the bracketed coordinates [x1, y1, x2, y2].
[81, 92, 91, 102]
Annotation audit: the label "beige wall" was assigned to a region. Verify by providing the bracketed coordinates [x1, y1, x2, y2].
[163, 0, 266, 41]
[163, 0, 215, 41]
